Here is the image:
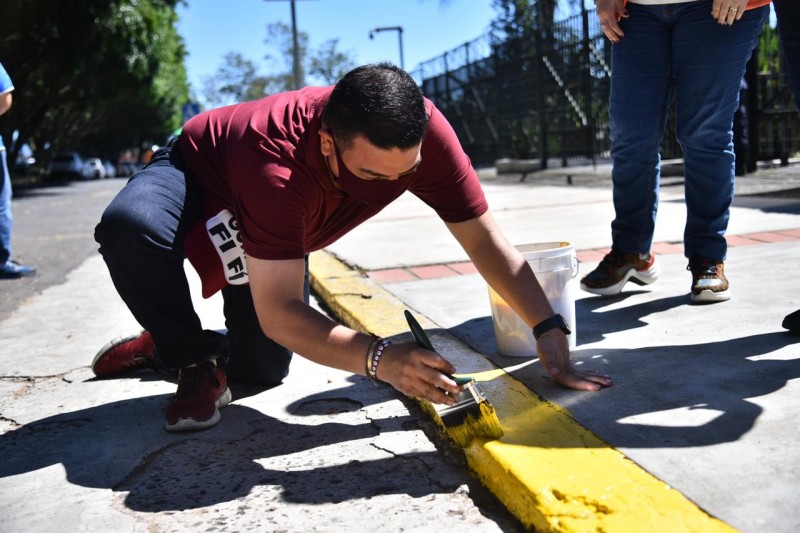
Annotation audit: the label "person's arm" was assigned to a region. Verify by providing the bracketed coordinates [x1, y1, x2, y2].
[445, 210, 612, 391]
[0, 91, 12, 117]
[246, 255, 463, 404]
[595, 0, 628, 44]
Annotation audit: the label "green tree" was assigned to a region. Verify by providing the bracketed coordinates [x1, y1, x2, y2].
[200, 20, 356, 106]
[0, 0, 189, 169]
[308, 39, 357, 85]
[201, 53, 270, 108]
[264, 22, 356, 88]
[264, 21, 310, 90]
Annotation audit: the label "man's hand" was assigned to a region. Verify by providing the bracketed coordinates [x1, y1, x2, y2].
[446, 212, 613, 392]
[375, 342, 462, 405]
[248, 257, 463, 404]
[536, 331, 613, 391]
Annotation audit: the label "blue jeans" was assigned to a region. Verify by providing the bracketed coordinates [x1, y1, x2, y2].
[773, 0, 800, 110]
[0, 145, 12, 264]
[95, 142, 308, 385]
[609, 0, 768, 261]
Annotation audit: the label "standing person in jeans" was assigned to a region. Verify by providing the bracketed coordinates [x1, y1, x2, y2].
[773, 0, 800, 332]
[92, 63, 612, 432]
[0, 61, 35, 279]
[581, 0, 770, 303]
[772, 0, 799, 110]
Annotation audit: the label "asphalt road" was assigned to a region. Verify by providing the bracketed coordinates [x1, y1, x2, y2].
[1, 178, 121, 322]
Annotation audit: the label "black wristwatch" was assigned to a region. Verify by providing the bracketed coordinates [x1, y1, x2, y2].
[532, 314, 571, 341]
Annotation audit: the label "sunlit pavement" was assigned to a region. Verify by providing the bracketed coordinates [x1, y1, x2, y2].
[314, 161, 800, 532]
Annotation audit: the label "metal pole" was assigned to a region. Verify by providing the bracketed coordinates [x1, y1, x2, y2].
[370, 26, 405, 70]
[265, 0, 313, 89]
[398, 28, 405, 70]
[290, 0, 301, 89]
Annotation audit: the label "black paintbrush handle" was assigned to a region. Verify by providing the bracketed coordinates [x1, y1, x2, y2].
[404, 310, 473, 386]
[404, 309, 435, 352]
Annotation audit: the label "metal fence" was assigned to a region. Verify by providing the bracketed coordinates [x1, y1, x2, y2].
[757, 23, 800, 164]
[413, 4, 799, 170]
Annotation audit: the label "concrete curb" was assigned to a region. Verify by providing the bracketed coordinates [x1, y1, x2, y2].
[309, 249, 738, 532]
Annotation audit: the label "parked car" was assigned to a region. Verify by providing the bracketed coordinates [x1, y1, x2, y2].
[13, 155, 37, 176]
[103, 160, 116, 178]
[84, 158, 106, 180]
[46, 152, 86, 180]
[116, 161, 140, 178]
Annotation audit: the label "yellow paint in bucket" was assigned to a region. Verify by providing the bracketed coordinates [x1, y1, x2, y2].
[488, 242, 578, 356]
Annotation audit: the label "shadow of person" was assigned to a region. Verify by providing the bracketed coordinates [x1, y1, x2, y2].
[442, 305, 800, 450]
[0, 380, 462, 512]
[575, 293, 688, 345]
[449, 293, 688, 357]
[117, 416, 459, 512]
[507, 330, 800, 449]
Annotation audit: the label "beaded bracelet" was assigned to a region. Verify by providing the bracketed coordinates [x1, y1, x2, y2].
[368, 339, 391, 381]
[365, 336, 380, 377]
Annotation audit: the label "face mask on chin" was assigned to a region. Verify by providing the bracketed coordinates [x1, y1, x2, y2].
[331, 141, 411, 206]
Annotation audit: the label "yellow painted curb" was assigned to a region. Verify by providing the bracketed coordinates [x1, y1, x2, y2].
[309, 250, 737, 532]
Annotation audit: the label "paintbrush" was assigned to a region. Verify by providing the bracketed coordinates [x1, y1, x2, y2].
[404, 310, 503, 447]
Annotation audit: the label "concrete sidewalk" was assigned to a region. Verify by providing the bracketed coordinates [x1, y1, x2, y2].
[1, 163, 799, 532]
[0, 179, 520, 532]
[312, 162, 800, 532]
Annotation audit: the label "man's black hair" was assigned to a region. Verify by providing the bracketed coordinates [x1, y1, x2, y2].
[322, 62, 428, 151]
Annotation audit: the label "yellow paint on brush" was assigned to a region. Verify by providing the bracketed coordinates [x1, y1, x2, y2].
[420, 394, 504, 448]
[445, 401, 504, 448]
[309, 250, 738, 533]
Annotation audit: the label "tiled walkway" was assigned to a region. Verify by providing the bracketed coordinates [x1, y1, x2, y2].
[366, 228, 800, 283]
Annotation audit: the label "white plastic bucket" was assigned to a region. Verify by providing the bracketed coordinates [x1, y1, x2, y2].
[487, 242, 578, 356]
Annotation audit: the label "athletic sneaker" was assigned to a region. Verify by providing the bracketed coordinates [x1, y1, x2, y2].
[92, 331, 155, 378]
[580, 250, 660, 296]
[165, 360, 232, 432]
[688, 257, 730, 303]
[0, 259, 36, 279]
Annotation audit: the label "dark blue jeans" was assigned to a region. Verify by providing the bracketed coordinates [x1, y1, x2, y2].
[609, 0, 768, 261]
[0, 144, 12, 264]
[773, 0, 800, 110]
[95, 143, 307, 385]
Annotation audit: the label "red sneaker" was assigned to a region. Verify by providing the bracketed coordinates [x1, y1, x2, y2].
[92, 331, 155, 378]
[165, 360, 232, 432]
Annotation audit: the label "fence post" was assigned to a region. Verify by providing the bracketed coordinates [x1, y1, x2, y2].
[581, 2, 595, 163]
[536, 2, 549, 170]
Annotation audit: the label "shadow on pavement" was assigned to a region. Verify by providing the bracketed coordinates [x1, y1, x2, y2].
[576, 293, 688, 345]
[448, 314, 800, 450]
[558, 331, 800, 446]
[0, 377, 466, 513]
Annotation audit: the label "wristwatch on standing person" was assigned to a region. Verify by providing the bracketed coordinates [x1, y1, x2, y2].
[532, 314, 571, 341]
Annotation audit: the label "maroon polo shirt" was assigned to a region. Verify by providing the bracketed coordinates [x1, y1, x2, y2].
[178, 86, 488, 295]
